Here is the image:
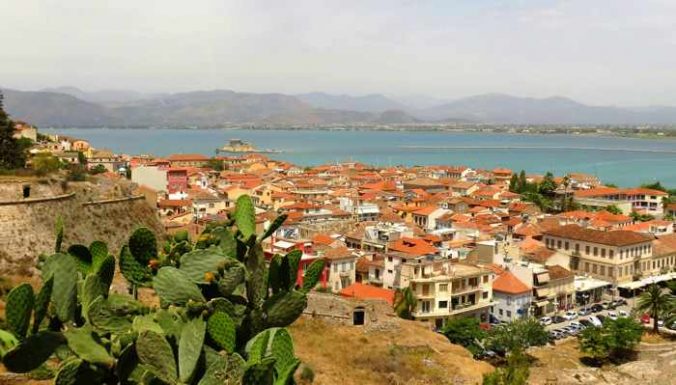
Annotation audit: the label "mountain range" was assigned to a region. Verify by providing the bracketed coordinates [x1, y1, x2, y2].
[4, 87, 676, 127]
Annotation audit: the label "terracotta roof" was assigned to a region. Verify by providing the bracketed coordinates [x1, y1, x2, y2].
[322, 246, 354, 261]
[544, 224, 653, 247]
[312, 234, 335, 246]
[413, 206, 438, 216]
[546, 265, 574, 280]
[492, 271, 530, 295]
[339, 283, 395, 305]
[653, 233, 676, 257]
[158, 199, 192, 208]
[168, 153, 209, 161]
[389, 237, 438, 256]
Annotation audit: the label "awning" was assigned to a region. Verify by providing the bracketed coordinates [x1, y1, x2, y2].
[618, 272, 676, 290]
[534, 299, 550, 307]
[273, 240, 296, 249]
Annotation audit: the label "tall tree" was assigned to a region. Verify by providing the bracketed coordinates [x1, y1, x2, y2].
[508, 174, 519, 193]
[393, 287, 416, 320]
[636, 284, 674, 333]
[518, 170, 527, 193]
[0, 91, 26, 170]
[539, 172, 557, 195]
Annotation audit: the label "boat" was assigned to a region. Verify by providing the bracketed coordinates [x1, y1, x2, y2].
[217, 139, 282, 154]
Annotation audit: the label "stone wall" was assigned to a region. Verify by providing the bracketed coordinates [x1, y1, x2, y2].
[0, 180, 164, 276]
[303, 292, 394, 326]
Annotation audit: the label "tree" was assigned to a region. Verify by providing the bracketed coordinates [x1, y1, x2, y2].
[207, 158, 225, 171]
[641, 181, 667, 192]
[486, 318, 549, 355]
[441, 317, 487, 355]
[630, 211, 654, 222]
[509, 174, 519, 193]
[605, 205, 623, 215]
[0, 91, 27, 170]
[636, 284, 674, 333]
[518, 170, 527, 193]
[579, 318, 643, 363]
[482, 351, 529, 385]
[31, 153, 61, 175]
[393, 287, 416, 320]
[89, 164, 107, 175]
[539, 172, 557, 196]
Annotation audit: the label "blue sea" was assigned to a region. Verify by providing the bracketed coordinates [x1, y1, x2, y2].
[44, 128, 676, 187]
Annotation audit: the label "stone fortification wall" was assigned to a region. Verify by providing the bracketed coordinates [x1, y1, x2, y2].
[0, 180, 164, 275]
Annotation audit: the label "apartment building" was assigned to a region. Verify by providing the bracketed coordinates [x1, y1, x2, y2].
[406, 261, 494, 329]
[574, 187, 668, 215]
[543, 224, 655, 284]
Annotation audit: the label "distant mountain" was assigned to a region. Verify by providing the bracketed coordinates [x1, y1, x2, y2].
[1, 88, 418, 127]
[2, 89, 111, 127]
[40, 87, 159, 105]
[418, 93, 676, 124]
[6, 87, 676, 127]
[297, 92, 406, 113]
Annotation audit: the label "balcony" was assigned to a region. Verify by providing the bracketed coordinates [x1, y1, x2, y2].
[451, 285, 481, 295]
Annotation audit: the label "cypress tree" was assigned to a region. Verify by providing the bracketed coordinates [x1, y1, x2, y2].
[0, 91, 26, 169]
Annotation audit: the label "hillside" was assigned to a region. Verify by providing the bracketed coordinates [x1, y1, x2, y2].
[289, 317, 492, 385]
[297, 92, 406, 113]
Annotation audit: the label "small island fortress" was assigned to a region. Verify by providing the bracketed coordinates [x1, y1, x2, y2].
[217, 139, 281, 154]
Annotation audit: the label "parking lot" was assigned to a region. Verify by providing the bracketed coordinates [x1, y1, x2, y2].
[540, 299, 634, 340]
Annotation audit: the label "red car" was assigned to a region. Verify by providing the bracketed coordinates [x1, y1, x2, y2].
[640, 313, 651, 324]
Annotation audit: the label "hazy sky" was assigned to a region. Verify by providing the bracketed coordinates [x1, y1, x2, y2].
[2, 0, 676, 106]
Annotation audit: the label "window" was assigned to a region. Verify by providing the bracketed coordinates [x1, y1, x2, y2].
[592, 264, 598, 274]
[601, 249, 606, 258]
[499, 309, 503, 316]
[482, 291, 489, 299]
[421, 301, 431, 313]
[586, 245, 590, 254]
[585, 262, 590, 272]
[557, 240, 562, 248]
[506, 310, 512, 318]
[483, 275, 489, 283]
[575, 244, 580, 253]
[388, 256, 393, 262]
[564, 241, 569, 250]
[600, 265, 605, 275]
[609, 250, 614, 259]
[333, 264, 338, 272]
[439, 284, 448, 292]
[439, 301, 448, 309]
[593, 247, 598, 256]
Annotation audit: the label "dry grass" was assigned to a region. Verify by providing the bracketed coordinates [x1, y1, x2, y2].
[289, 317, 492, 385]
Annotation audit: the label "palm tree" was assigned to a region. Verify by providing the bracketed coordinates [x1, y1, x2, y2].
[394, 286, 416, 320]
[636, 284, 674, 333]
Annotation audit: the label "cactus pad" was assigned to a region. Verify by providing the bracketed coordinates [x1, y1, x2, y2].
[209, 226, 237, 258]
[207, 311, 237, 353]
[2, 331, 65, 373]
[67, 244, 93, 274]
[234, 195, 256, 239]
[153, 267, 205, 305]
[263, 291, 307, 328]
[46, 253, 79, 323]
[136, 330, 178, 384]
[129, 227, 158, 264]
[89, 240, 108, 268]
[179, 248, 228, 283]
[301, 258, 325, 293]
[119, 245, 152, 285]
[33, 277, 54, 334]
[259, 213, 288, 241]
[5, 283, 34, 339]
[64, 326, 114, 367]
[178, 316, 206, 383]
[54, 358, 103, 385]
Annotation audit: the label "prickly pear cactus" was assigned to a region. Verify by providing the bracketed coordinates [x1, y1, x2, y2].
[128, 227, 158, 264]
[207, 311, 237, 353]
[5, 283, 34, 339]
[33, 277, 54, 334]
[301, 259, 326, 293]
[154, 266, 205, 305]
[234, 195, 256, 240]
[2, 331, 65, 373]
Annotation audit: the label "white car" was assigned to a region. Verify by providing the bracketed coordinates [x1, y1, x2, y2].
[607, 311, 618, 321]
[588, 316, 602, 327]
[618, 310, 629, 318]
[563, 311, 578, 321]
[539, 316, 553, 326]
[569, 321, 584, 330]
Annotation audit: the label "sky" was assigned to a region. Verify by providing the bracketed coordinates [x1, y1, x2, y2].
[2, 0, 676, 106]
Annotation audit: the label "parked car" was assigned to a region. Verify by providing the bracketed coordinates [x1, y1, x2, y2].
[641, 313, 651, 324]
[549, 331, 561, 340]
[596, 315, 607, 323]
[563, 311, 578, 321]
[578, 308, 591, 316]
[618, 310, 629, 318]
[552, 315, 566, 324]
[601, 301, 614, 310]
[607, 312, 618, 321]
[539, 316, 553, 326]
[613, 298, 627, 306]
[669, 321, 676, 331]
[474, 350, 497, 360]
[579, 319, 594, 328]
[588, 316, 603, 327]
[569, 321, 584, 330]
[590, 304, 604, 313]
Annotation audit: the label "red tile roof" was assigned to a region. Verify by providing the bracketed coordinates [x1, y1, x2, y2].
[389, 237, 439, 256]
[339, 283, 395, 305]
[544, 224, 653, 247]
[492, 271, 530, 295]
